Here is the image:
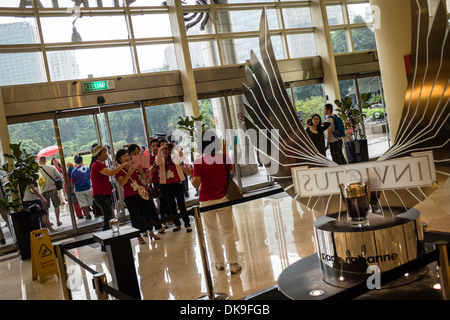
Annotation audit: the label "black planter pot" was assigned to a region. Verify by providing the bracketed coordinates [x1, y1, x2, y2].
[8, 209, 41, 260]
[344, 139, 369, 164]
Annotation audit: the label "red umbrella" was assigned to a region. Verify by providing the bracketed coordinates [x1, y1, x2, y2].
[36, 146, 63, 159]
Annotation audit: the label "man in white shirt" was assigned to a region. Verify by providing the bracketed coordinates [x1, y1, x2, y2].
[324, 103, 348, 165]
[38, 156, 62, 226]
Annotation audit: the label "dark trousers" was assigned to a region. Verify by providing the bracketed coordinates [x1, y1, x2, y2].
[154, 182, 169, 220]
[124, 194, 161, 232]
[159, 182, 191, 228]
[93, 194, 113, 231]
[329, 140, 348, 165]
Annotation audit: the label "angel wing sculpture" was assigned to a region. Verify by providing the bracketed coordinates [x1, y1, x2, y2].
[243, 0, 449, 216]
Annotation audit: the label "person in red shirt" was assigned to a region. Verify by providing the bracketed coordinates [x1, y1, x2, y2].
[156, 140, 192, 233]
[127, 144, 164, 236]
[148, 139, 169, 232]
[115, 149, 160, 244]
[90, 145, 128, 232]
[182, 130, 242, 274]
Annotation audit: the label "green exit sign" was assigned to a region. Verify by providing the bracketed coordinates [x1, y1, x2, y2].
[83, 80, 115, 92]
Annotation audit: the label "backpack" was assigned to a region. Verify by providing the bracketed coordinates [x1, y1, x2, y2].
[328, 115, 345, 138]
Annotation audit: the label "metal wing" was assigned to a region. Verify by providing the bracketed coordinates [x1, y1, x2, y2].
[242, 2, 449, 215]
[242, 9, 337, 214]
[375, 0, 450, 210]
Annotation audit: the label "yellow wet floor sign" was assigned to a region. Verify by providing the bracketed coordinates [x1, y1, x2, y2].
[31, 229, 58, 283]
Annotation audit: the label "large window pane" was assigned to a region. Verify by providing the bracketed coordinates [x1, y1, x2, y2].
[47, 46, 134, 80]
[40, 0, 124, 8]
[40, 15, 129, 43]
[131, 14, 172, 39]
[326, 4, 345, 25]
[0, 52, 46, 86]
[357, 76, 389, 158]
[282, 7, 313, 28]
[351, 27, 376, 51]
[347, 3, 373, 24]
[189, 40, 220, 68]
[7, 120, 70, 234]
[0, 17, 39, 44]
[217, 9, 279, 33]
[136, 43, 177, 73]
[145, 103, 186, 138]
[108, 108, 147, 150]
[287, 32, 317, 58]
[330, 29, 349, 54]
[221, 35, 284, 65]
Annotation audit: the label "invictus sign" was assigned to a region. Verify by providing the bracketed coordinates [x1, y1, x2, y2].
[292, 151, 436, 197]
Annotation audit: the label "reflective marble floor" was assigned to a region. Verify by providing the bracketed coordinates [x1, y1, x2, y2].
[0, 179, 449, 300]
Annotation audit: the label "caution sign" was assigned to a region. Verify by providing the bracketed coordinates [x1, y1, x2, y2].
[31, 229, 58, 283]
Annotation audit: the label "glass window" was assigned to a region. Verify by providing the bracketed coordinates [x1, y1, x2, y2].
[217, 9, 279, 34]
[221, 35, 284, 65]
[7, 119, 69, 234]
[282, 7, 313, 28]
[0, 52, 46, 86]
[347, 2, 372, 24]
[351, 27, 376, 51]
[185, 11, 215, 35]
[0, 17, 39, 44]
[330, 29, 349, 54]
[40, 0, 124, 8]
[189, 40, 220, 68]
[40, 15, 129, 43]
[131, 13, 172, 39]
[286, 32, 317, 58]
[292, 83, 325, 122]
[108, 108, 147, 150]
[225, 0, 275, 3]
[145, 103, 186, 138]
[136, 43, 177, 73]
[326, 4, 345, 25]
[47, 46, 134, 80]
[357, 76, 389, 157]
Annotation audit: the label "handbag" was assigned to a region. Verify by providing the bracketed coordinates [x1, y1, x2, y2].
[40, 166, 63, 191]
[223, 155, 243, 201]
[122, 170, 150, 201]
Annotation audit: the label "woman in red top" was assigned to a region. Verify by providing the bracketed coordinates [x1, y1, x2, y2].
[156, 140, 192, 233]
[115, 149, 160, 244]
[183, 130, 241, 274]
[90, 145, 128, 232]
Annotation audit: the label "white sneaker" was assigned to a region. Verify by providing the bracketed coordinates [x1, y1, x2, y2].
[215, 262, 225, 270]
[230, 263, 242, 274]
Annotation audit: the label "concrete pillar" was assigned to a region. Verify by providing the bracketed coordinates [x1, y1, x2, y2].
[167, 0, 200, 117]
[310, 0, 341, 105]
[369, 0, 411, 141]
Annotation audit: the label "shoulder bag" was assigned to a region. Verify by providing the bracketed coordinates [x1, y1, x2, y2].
[223, 154, 244, 201]
[40, 166, 63, 191]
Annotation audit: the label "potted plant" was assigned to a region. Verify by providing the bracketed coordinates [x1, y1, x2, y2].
[0, 142, 42, 260]
[334, 93, 371, 163]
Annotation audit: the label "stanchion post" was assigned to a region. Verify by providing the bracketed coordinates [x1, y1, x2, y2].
[193, 206, 228, 300]
[93, 272, 109, 300]
[435, 241, 450, 300]
[53, 243, 72, 300]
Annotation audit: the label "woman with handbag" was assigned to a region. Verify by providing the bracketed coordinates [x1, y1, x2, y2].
[182, 130, 242, 274]
[115, 149, 160, 244]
